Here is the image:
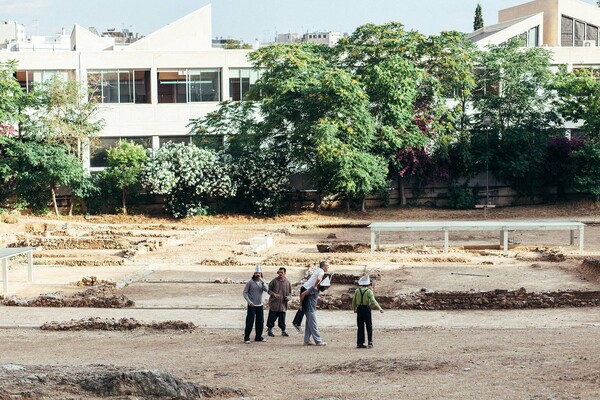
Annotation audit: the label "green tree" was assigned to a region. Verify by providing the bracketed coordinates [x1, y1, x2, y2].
[0, 60, 37, 139]
[334, 23, 428, 205]
[472, 40, 559, 134]
[543, 136, 584, 199]
[471, 40, 561, 198]
[223, 39, 252, 49]
[102, 140, 147, 215]
[31, 76, 104, 160]
[247, 43, 387, 211]
[335, 24, 477, 204]
[473, 3, 484, 31]
[552, 67, 600, 201]
[335, 23, 427, 161]
[314, 122, 388, 212]
[573, 140, 600, 200]
[553, 67, 600, 141]
[7, 139, 87, 215]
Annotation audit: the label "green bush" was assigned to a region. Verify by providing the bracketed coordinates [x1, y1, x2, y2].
[446, 184, 478, 209]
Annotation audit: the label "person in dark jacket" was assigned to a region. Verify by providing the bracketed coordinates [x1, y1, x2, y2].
[266, 267, 292, 337]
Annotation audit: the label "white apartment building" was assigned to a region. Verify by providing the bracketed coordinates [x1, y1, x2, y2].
[0, 5, 255, 171]
[301, 31, 343, 46]
[0, 21, 25, 51]
[273, 31, 343, 46]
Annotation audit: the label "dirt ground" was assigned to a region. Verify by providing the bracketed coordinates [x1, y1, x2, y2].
[1, 202, 600, 399]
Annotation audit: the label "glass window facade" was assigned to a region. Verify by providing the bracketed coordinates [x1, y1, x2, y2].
[157, 68, 221, 103]
[229, 68, 260, 101]
[15, 70, 73, 92]
[562, 15, 599, 47]
[88, 69, 151, 104]
[511, 26, 539, 48]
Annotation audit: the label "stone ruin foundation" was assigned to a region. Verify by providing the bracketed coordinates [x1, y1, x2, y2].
[2, 286, 134, 308]
[319, 287, 600, 310]
[40, 317, 196, 331]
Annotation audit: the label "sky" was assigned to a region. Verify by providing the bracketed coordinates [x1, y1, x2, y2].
[1, 0, 598, 43]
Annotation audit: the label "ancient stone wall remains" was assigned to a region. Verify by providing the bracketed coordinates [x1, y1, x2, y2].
[319, 288, 600, 310]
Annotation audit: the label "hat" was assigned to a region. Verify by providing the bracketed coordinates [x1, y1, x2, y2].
[255, 265, 262, 273]
[358, 275, 370, 286]
[320, 276, 331, 287]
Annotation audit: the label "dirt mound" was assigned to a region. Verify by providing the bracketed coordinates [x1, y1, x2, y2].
[76, 276, 117, 287]
[517, 248, 567, 262]
[0, 364, 246, 399]
[40, 317, 196, 331]
[200, 257, 241, 266]
[2, 286, 134, 308]
[317, 242, 370, 253]
[578, 258, 600, 282]
[313, 358, 451, 374]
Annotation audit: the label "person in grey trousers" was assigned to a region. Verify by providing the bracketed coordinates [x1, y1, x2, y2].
[301, 276, 331, 346]
[242, 266, 268, 344]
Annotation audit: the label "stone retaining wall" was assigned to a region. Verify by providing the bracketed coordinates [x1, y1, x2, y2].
[319, 288, 600, 310]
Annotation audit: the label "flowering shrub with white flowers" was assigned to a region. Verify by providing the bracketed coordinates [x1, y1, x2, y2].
[142, 142, 236, 218]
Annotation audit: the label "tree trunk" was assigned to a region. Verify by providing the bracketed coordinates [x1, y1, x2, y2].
[315, 191, 322, 211]
[361, 197, 366, 213]
[68, 193, 75, 216]
[399, 176, 407, 206]
[81, 197, 87, 215]
[121, 188, 127, 215]
[346, 198, 350, 213]
[51, 185, 60, 216]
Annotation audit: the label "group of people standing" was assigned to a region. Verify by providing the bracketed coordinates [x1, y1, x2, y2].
[242, 260, 383, 348]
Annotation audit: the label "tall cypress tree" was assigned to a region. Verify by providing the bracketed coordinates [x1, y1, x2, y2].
[473, 3, 484, 31]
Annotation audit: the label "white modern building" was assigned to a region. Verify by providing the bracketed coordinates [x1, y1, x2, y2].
[470, 0, 600, 68]
[468, 0, 600, 136]
[0, 5, 256, 171]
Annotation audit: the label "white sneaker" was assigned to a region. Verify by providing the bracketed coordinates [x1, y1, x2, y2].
[244, 340, 250, 344]
[315, 341, 327, 346]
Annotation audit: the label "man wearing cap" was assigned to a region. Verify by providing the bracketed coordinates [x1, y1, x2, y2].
[242, 265, 269, 344]
[266, 267, 292, 337]
[352, 275, 383, 349]
[292, 260, 329, 332]
[301, 275, 331, 346]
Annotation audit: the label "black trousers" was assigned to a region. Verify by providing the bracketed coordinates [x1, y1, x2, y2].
[266, 310, 287, 332]
[292, 286, 308, 326]
[244, 305, 264, 341]
[356, 305, 373, 345]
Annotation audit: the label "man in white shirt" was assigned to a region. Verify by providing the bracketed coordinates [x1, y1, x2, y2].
[292, 260, 329, 332]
